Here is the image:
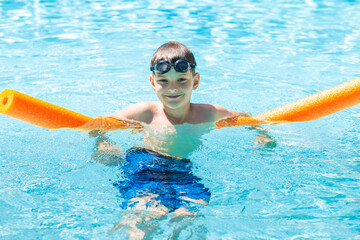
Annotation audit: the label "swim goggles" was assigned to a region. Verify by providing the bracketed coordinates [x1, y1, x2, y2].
[150, 59, 196, 74]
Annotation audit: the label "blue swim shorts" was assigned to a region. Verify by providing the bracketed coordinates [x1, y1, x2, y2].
[113, 148, 211, 211]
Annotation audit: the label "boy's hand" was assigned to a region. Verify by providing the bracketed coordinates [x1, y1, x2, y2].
[89, 129, 103, 138]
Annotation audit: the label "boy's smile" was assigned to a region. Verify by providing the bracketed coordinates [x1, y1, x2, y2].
[166, 95, 181, 99]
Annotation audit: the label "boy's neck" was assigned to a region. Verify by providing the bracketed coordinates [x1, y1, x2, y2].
[163, 103, 191, 124]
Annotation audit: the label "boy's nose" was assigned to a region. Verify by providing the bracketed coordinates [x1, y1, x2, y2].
[167, 82, 178, 91]
[167, 88, 179, 94]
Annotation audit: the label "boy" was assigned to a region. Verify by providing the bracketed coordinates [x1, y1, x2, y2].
[93, 41, 273, 238]
[108, 41, 237, 126]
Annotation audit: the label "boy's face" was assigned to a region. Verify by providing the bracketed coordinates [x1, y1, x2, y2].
[150, 68, 200, 110]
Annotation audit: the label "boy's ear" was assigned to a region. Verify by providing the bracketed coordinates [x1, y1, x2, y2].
[192, 72, 200, 90]
[150, 75, 156, 91]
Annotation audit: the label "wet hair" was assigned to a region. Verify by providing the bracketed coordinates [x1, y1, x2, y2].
[150, 41, 197, 74]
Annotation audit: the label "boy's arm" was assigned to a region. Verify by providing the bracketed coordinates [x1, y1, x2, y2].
[212, 104, 251, 121]
[107, 101, 155, 124]
[91, 134, 123, 166]
[89, 102, 156, 165]
[215, 106, 276, 148]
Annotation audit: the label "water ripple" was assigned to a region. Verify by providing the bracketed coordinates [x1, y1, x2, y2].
[1, 0, 360, 239]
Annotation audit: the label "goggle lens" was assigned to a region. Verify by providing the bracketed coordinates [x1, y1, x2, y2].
[156, 61, 171, 73]
[174, 60, 190, 73]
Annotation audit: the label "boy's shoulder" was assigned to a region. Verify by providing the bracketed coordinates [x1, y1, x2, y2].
[109, 101, 160, 123]
[190, 103, 232, 123]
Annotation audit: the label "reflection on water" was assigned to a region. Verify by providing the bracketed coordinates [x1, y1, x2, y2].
[1, 0, 360, 239]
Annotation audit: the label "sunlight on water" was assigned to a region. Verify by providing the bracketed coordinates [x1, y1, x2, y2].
[1, 0, 360, 239]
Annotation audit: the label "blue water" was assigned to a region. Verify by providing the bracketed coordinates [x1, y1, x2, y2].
[1, 0, 360, 239]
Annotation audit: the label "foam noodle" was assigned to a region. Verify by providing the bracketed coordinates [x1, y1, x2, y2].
[0, 89, 143, 131]
[216, 77, 360, 128]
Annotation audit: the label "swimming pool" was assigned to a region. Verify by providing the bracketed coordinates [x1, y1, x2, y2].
[1, 0, 360, 239]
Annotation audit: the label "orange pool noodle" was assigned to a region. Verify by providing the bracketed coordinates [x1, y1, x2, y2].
[216, 77, 360, 128]
[2, 77, 359, 130]
[0, 89, 143, 131]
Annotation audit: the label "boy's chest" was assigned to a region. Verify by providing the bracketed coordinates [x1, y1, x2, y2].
[149, 110, 212, 125]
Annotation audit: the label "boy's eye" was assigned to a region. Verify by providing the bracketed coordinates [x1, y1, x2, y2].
[158, 79, 168, 83]
[178, 78, 187, 82]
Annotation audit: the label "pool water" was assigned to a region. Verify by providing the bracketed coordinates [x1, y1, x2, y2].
[1, 0, 360, 239]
